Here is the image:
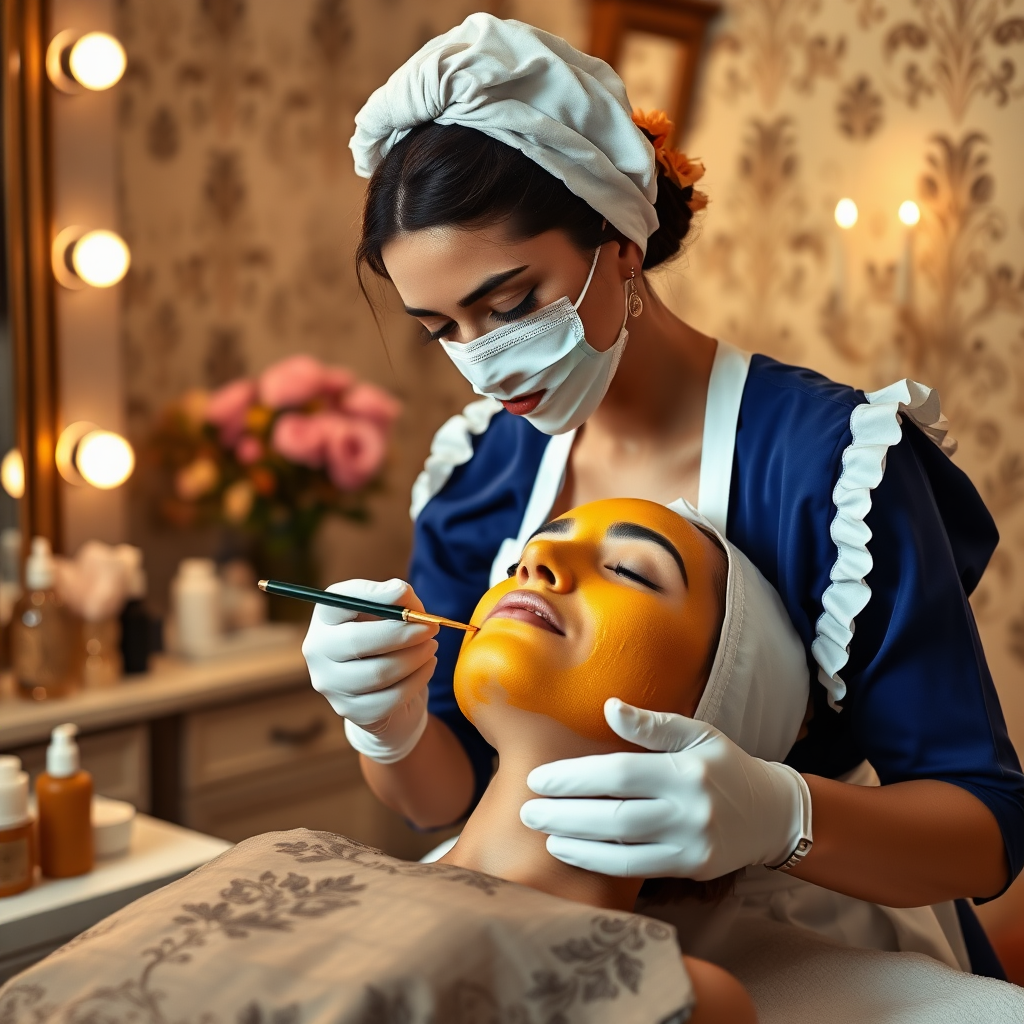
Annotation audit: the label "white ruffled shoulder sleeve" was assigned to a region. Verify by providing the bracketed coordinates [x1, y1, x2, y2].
[410, 398, 503, 521]
[812, 379, 957, 709]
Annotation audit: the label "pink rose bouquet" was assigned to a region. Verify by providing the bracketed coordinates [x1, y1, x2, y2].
[150, 355, 401, 557]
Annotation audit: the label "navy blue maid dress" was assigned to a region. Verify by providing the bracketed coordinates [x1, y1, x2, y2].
[408, 353, 1024, 977]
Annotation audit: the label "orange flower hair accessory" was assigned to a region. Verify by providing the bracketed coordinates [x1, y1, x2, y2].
[632, 108, 708, 210]
[632, 108, 674, 148]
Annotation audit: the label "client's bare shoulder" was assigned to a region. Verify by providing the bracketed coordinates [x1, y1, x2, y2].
[683, 955, 758, 1024]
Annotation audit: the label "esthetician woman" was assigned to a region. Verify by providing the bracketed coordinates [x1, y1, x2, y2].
[302, 14, 1024, 976]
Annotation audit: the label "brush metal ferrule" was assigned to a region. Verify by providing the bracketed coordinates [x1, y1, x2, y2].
[403, 608, 478, 633]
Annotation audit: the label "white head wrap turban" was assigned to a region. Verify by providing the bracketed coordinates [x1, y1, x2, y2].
[349, 13, 659, 253]
[669, 500, 810, 763]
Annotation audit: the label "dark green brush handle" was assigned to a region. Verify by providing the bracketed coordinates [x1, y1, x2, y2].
[259, 579, 407, 621]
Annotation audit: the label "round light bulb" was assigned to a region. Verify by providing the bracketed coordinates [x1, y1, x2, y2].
[71, 230, 130, 287]
[68, 32, 126, 91]
[834, 198, 858, 230]
[898, 200, 921, 227]
[75, 430, 135, 489]
[0, 449, 25, 500]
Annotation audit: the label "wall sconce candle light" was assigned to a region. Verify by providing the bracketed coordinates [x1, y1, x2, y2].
[834, 198, 859, 230]
[46, 30, 126, 93]
[830, 198, 859, 314]
[0, 449, 25, 500]
[895, 201, 920, 308]
[898, 200, 921, 227]
[52, 226, 130, 289]
[56, 422, 134, 490]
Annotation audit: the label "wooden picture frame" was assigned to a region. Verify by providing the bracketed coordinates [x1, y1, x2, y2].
[590, 0, 721, 144]
[3, 0, 61, 549]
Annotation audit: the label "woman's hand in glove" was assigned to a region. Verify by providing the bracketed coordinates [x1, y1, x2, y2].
[302, 579, 438, 764]
[519, 697, 812, 880]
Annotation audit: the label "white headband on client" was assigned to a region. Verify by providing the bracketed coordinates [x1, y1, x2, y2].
[669, 500, 811, 763]
[349, 13, 660, 254]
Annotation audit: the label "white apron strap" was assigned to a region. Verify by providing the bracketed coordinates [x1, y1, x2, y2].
[487, 429, 576, 588]
[697, 341, 752, 536]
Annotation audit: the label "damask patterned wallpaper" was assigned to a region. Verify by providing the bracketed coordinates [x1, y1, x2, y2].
[648, 0, 1024, 760]
[115, 0, 481, 593]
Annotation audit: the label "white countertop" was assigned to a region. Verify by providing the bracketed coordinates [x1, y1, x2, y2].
[0, 634, 308, 748]
[0, 813, 231, 929]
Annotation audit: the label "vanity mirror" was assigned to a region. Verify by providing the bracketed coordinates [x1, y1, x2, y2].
[0, 188, 17, 537]
[2, 0, 61, 549]
[3, 0, 133, 558]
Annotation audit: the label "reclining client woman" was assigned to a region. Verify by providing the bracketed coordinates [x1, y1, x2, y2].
[436, 495, 805, 1021]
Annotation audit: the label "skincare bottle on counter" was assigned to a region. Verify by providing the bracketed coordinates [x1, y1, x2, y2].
[0, 755, 34, 897]
[11, 538, 78, 701]
[118, 545, 152, 675]
[37, 724, 94, 878]
[172, 558, 222, 659]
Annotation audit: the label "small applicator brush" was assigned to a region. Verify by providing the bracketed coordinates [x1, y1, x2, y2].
[257, 579, 478, 633]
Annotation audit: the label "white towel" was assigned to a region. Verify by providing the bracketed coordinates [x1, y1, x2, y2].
[350, 13, 659, 252]
[715, 916, 1024, 1024]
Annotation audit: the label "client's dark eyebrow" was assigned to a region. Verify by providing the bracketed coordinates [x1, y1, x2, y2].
[607, 522, 688, 586]
[527, 517, 576, 542]
[403, 266, 528, 318]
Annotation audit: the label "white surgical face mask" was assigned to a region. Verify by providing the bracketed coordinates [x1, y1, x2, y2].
[439, 246, 629, 435]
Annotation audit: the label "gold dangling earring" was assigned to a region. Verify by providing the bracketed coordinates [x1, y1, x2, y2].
[627, 267, 643, 318]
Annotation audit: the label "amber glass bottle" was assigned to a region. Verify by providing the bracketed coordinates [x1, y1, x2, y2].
[37, 724, 94, 878]
[11, 538, 78, 701]
[0, 755, 34, 897]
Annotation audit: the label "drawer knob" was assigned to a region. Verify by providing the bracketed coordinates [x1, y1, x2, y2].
[269, 718, 327, 746]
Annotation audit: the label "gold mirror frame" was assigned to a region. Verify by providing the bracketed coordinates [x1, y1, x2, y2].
[3, 0, 61, 550]
[590, 0, 721, 143]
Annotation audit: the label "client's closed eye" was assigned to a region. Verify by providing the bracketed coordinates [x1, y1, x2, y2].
[605, 562, 663, 592]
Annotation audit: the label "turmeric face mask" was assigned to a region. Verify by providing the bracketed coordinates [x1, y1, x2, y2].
[454, 497, 725, 743]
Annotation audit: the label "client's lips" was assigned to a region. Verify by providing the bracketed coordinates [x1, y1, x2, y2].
[501, 391, 544, 416]
[484, 590, 565, 635]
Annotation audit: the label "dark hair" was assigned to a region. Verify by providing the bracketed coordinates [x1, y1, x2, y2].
[356, 122, 697, 286]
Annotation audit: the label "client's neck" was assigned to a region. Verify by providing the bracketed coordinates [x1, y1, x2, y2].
[439, 701, 644, 913]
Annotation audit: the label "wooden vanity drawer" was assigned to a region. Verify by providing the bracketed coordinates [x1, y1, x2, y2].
[12, 724, 150, 811]
[183, 686, 350, 788]
[181, 751, 451, 859]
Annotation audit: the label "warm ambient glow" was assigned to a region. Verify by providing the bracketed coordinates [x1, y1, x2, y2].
[834, 198, 858, 230]
[68, 32, 127, 90]
[56, 422, 135, 489]
[75, 430, 135, 489]
[70, 230, 130, 287]
[898, 200, 921, 227]
[0, 449, 25, 500]
[47, 30, 126, 92]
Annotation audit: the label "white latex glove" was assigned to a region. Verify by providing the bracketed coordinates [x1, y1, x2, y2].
[520, 697, 812, 880]
[302, 578, 438, 764]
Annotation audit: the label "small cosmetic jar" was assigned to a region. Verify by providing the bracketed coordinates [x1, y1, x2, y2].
[92, 796, 136, 858]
